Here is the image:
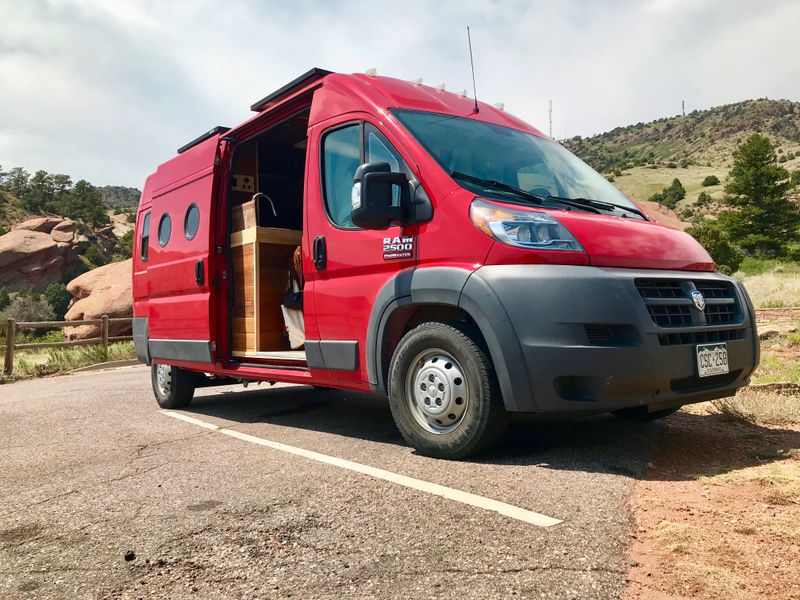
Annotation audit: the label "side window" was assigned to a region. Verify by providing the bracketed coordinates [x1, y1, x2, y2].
[322, 124, 361, 228]
[184, 204, 200, 240]
[158, 213, 172, 247]
[140, 212, 151, 261]
[365, 124, 410, 207]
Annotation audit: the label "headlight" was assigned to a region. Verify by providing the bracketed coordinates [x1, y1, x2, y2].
[469, 198, 583, 251]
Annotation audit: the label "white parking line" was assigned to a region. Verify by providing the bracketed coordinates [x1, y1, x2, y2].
[161, 410, 563, 528]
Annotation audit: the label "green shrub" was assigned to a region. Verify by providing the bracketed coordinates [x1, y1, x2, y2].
[686, 220, 743, 274]
[702, 175, 720, 186]
[115, 230, 133, 260]
[44, 282, 72, 319]
[696, 191, 713, 207]
[84, 244, 106, 267]
[0, 294, 56, 324]
[649, 178, 686, 210]
[0, 287, 10, 311]
[666, 162, 677, 169]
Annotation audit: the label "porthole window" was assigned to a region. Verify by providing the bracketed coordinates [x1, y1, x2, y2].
[158, 213, 172, 247]
[184, 204, 200, 240]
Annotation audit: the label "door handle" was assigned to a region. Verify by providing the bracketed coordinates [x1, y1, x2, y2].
[195, 259, 205, 286]
[313, 236, 326, 270]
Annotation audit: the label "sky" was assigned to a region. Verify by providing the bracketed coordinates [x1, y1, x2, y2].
[2, 0, 800, 188]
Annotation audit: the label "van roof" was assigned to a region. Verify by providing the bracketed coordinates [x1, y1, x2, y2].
[163, 68, 545, 193]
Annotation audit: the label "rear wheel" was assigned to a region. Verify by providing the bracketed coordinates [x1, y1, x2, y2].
[388, 322, 508, 459]
[151, 363, 196, 409]
[612, 406, 679, 422]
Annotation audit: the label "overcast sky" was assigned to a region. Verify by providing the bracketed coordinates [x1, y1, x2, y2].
[2, 0, 799, 188]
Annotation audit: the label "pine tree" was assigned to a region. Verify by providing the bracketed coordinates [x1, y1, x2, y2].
[719, 134, 800, 258]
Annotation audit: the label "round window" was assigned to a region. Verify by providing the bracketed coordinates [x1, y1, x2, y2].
[184, 204, 200, 240]
[158, 213, 172, 247]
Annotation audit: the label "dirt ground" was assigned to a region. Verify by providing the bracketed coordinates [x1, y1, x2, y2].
[625, 408, 800, 599]
[625, 309, 800, 599]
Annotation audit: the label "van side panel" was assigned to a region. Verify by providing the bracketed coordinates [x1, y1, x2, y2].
[133, 136, 221, 365]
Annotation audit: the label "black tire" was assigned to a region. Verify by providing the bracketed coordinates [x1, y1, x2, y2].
[151, 363, 196, 409]
[612, 406, 679, 422]
[387, 322, 508, 459]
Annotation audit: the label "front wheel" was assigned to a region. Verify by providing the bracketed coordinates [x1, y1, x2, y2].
[388, 322, 508, 459]
[151, 363, 196, 409]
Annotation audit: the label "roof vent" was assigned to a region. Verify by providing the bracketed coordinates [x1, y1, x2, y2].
[494, 102, 505, 111]
[364, 68, 378, 77]
[435, 83, 446, 93]
[412, 77, 423, 87]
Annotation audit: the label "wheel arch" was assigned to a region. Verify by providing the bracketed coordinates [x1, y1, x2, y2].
[366, 267, 534, 412]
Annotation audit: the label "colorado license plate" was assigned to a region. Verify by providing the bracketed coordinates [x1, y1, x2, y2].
[696, 343, 729, 377]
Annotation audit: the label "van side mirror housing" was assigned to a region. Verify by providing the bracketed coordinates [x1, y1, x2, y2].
[351, 162, 407, 229]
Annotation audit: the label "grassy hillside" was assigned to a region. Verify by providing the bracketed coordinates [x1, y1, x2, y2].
[0, 191, 30, 233]
[613, 164, 726, 215]
[565, 98, 800, 174]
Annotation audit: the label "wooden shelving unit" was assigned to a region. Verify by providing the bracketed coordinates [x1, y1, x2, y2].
[231, 225, 301, 358]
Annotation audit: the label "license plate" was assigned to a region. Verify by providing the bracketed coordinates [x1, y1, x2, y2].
[696, 343, 729, 377]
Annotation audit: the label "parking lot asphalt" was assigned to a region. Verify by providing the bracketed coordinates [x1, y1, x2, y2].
[0, 365, 659, 599]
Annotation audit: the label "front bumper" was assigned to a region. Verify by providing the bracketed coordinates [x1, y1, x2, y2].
[466, 265, 759, 414]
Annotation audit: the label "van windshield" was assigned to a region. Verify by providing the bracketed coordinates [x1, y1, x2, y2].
[392, 109, 641, 214]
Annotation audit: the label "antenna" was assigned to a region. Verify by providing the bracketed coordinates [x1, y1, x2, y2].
[682, 100, 685, 117]
[549, 99, 553, 138]
[467, 26, 479, 113]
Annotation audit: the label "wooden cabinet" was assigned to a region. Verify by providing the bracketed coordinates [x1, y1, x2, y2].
[230, 226, 301, 357]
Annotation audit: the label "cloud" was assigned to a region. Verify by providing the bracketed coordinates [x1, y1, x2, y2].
[1, 0, 799, 187]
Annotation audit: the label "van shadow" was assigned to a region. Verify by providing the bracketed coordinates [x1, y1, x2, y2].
[186, 384, 800, 481]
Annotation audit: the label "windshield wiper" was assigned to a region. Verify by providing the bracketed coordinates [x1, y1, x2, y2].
[450, 172, 603, 214]
[547, 195, 648, 220]
[450, 171, 544, 204]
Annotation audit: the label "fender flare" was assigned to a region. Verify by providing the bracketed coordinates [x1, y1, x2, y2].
[366, 267, 534, 412]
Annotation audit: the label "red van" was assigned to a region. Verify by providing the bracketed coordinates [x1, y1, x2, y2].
[133, 68, 758, 459]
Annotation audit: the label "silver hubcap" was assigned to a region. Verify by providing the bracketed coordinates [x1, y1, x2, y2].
[406, 349, 469, 434]
[156, 364, 172, 396]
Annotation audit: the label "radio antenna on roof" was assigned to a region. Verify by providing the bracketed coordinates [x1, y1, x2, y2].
[467, 26, 479, 114]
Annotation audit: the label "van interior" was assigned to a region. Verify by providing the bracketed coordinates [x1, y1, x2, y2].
[227, 108, 309, 364]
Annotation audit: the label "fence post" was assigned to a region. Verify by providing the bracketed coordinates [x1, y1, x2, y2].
[101, 315, 109, 360]
[4, 319, 16, 377]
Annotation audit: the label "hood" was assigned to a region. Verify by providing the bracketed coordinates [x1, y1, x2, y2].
[556, 211, 715, 271]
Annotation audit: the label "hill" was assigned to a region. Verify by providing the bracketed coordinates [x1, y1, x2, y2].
[565, 98, 800, 174]
[98, 186, 141, 210]
[562, 99, 800, 225]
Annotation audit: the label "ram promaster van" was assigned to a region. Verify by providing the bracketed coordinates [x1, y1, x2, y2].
[133, 68, 759, 459]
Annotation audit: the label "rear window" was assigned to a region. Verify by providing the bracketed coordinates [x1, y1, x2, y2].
[140, 212, 151, 261]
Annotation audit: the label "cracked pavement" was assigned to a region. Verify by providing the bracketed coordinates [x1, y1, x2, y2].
[0, 365, 659, 599]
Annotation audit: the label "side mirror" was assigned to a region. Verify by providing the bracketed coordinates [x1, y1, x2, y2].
[351, 162, 407, 229]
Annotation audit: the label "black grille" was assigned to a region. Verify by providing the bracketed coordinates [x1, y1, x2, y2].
[671, 370, 742, 393]
[585, 325, 614, 343]
[646, 304, 692, 327]
[636, 279, 684, 299]
[635, 278, 742, 328]
[658, 328, 746, 346]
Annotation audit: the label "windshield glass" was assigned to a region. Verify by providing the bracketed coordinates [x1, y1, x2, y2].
[392, 109, 640, 210]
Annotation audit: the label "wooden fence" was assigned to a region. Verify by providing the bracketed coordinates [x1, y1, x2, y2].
[1, 316, 133, 376]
